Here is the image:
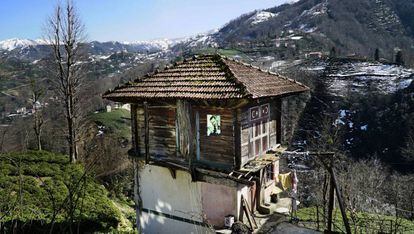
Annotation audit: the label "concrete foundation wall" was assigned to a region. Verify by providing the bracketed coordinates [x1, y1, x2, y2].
[140, 212, 212, 234]
[139, 165, 212, 233]
[139, 164, 242, 233]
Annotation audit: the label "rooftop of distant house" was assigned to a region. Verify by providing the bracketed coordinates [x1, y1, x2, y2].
[103, 54, 309, 102]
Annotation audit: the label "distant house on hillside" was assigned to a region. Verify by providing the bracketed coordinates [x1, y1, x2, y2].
[103, 54, 309, 233]
[305, 51, 324, 59]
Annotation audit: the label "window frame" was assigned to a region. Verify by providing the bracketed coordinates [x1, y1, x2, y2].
[248, 104, 271, 158]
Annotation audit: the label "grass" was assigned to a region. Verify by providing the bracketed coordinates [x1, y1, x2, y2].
[0, 150, 124, 233]
[91, 109, 131, 139]
[296, 207, 414, 233]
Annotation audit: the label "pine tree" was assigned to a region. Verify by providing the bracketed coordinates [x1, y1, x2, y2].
[330, 46, 337, 58]
[374, 48, 380, 61]
[395, 50, 404, 66]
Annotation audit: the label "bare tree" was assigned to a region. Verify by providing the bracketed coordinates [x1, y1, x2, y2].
[402, 126, 414, 161]
[30, 79, 45, 151]
[45, 0, 87, 162]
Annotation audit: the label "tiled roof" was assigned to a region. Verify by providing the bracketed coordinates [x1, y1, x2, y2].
[103, 54, 309, 101]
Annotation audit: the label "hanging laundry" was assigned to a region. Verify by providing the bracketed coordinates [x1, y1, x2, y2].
[278, 172, 292, 190]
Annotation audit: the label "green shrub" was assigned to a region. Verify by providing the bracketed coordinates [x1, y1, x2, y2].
[0, 150, 122, 232]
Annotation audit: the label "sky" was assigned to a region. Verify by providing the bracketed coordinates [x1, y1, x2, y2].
[0, 0, 290, 42]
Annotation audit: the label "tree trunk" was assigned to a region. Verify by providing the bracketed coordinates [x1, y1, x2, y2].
[37, 132, 42, 151]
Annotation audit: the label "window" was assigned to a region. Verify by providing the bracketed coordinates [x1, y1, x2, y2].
[249, 104, 270, 157]
[265, 164, 275, 183]
[207, 114, 221, 136]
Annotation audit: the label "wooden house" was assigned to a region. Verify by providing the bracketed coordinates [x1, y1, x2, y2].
[103, 54, 309, 233]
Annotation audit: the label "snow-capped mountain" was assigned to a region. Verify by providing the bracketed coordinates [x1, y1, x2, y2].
[0, 31, 219, 61]
[122, 38, 180, 51]
[0, 38, 47, 51]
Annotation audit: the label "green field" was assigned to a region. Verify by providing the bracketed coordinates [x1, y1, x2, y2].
[296, 207, 414, 233]
[91, 109, 131, 139]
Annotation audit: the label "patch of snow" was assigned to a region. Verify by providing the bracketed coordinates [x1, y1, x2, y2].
[339, 109, 347, 118]
[399, 79, 413, 89]
[327, 62, 414, 96]
[188, 34, 218, 48]
[297, 1, 328, 19]
[305, 66, 325, 71]
[298, 24, 318, 33]
[328, 63, 413, 78]
[260, 56, 275, 61]
[361, 125, 368, 131]
[290, 36, 303, 40]
[94, 55, 111, 60]
[335, 119, 346, 126]
[249, 11, 278, 25]
[271, 60, 288, 69]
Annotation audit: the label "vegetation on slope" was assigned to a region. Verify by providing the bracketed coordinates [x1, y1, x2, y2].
[0, 150, 124, 233]
[297, 207, 414, 233]
[91, 108, 131, 139]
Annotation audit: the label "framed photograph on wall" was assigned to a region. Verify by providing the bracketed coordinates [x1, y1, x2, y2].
[207, 115, 221, 136]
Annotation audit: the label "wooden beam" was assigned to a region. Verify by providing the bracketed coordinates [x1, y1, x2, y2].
[144, 101, 149, 164]
[168, 168, 177, 179]
[275, 98, 282, 144]
[241, 195, 257, 231]
[196, 111, 200, 161]
[312, 152, 351, 234]
[327, 175, 335, 232]
[330, 167, 352, 234]
[233, 109, 241, 169]
[130, 104, 140, 157]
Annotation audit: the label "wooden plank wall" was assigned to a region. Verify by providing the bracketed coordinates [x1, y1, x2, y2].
[135, 104, 177, 158]
[176, 100, 193, 159]
[194, 107, 235, 166]
[134, 102, 236, 167]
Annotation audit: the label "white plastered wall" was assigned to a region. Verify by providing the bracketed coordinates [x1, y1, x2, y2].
[139, 164, 213, 234]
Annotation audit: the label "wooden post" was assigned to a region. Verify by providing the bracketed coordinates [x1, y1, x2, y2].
[144, 101, 149, 164]
[130, 104, 143, 232]
[196, 111, 200, 161]
[275, 99, 282, 144]
[130, 104, 140, 157]
[330, 167, 352, 234]
[241, 195, 257, 231]
[327, 176, 335, 232]
[233, 109, 241, 169]
[316, 205, 320, 231]
[133, 158, 142, 233]
[311, 152, 352, 234]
